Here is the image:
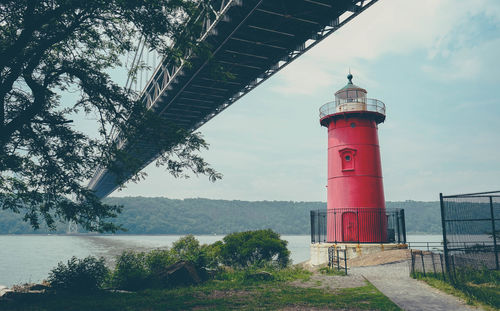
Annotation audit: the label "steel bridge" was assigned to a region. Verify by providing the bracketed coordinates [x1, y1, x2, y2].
[88, 0, 380, 198]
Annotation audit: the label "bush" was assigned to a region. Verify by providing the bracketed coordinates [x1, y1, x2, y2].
[220, 229, 290, 268]
[48, 256, 109, 292]
[111, 251, 149, 290]
[145, 249, 175, 276]
[202, 240, 223, 270]
[110, 236, 222, 290]
[171, 235, 205, 267]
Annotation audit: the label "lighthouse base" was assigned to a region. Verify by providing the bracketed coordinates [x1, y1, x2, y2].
[307, 243, 408, 267]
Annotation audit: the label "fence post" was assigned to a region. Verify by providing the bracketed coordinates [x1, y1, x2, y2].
[344, 249, 348, 275]
[321, 211, 324, 243]
[489, 196, 499, 270]
[396, 211, 401, 244]
[336, 248, 340, 270]
[310, 211, 315, 243]
[430, 252, 436, 274]
[357, 209, 360, 244]
[439, 253, 446, 281]
[401, 209, 407, 243]
[451, 255, 457, 282]
[378, 209, 382, 242]
[334, 209, 337, 243]
[440, 193, 451, 278]
[421, 252, 426, 276]
[410, 250, 415, 275]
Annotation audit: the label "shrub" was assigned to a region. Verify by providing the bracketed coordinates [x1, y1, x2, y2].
[220, 229, 290, 268]
[146, 249, 175, 276]
[171, 235, 206, 267]
[111, 251, 149, 290]
[48, 256, 109, 292]
[202, 240, 223, 270]
[111, 236, 221, 290]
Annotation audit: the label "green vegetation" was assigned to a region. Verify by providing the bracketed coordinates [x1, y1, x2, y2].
[319, 266, 347, 276]
[47, 231, 291, 291]
[412, 268, 500, 310]
[48, 256, 109, 292]
[1, 267, 401, 311]
[220, 229, 290, 268]
[110, 235, 217, 290]
[0, 232, 402, 310]
[0, 1, 222, 233]
[0, 197, 442, 234]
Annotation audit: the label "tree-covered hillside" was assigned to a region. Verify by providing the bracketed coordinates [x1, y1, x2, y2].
[0, 197, 441, 234]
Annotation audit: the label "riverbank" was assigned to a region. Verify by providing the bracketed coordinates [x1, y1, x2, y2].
[0, 234, 441, 287]
[0, 266, 401, 311]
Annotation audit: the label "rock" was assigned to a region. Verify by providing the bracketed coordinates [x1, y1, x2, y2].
[27, 284, 50, 291]
[158, 261, 202, 287]
[0, 286, 12, 298]
[0, 283, 50, 301]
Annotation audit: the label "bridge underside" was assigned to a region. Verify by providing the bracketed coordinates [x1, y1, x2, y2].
[89, 0, 379, 198]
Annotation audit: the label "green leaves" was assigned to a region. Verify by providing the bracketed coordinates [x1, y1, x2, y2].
[220, 229, 291, 269]
[48, 256, 109, 292]
[0, 0, 219, 232]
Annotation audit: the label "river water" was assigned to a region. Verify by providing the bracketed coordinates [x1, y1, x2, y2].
[0, 234, 441, 287]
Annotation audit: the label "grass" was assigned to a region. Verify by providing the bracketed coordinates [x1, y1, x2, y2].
[412, 269, 500, 310]
[0, 267, 401, 311]
[319, 266, 347, 276]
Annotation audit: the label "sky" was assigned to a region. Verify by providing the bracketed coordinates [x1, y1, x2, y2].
[108, 0, 500, 202]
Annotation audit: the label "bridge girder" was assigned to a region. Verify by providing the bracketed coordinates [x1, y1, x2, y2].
[89, 0, 380, 198]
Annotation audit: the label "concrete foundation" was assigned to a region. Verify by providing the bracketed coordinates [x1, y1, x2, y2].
[308, 243, 408, 266]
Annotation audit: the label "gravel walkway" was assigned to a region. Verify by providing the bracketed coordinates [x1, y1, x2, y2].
[350, 261, 479, 311]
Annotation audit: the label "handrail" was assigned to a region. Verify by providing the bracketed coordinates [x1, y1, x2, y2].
[319, 98, 385, 119]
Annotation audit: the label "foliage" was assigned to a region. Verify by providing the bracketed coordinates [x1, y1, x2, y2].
[220, 229, 290, 268]
[145, 249, 175, 277]
[110, 235, 222, 290]
[413, 268, 500, 309]
[111, 251, 149, 291]
[319, 266, 346, 276]
[0, 198, 443, 234]
[48, 256, 109, 292]
[0, 266, 401, 311]
[0, 0, 221, 232]
[170, 234, 206, 266]
[202, 240, 223, 270]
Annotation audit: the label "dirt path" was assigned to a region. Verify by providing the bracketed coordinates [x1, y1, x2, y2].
[350, 261, 479, 311]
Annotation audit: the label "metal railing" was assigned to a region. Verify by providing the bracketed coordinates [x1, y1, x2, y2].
[319, 98, 385, 119]
[310, 208, 406, 244]
[328, 247, 348, 275]
[408, 241, 443, 252]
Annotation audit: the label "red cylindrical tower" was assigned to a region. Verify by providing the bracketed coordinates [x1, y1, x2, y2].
[320, 73, 387, 243]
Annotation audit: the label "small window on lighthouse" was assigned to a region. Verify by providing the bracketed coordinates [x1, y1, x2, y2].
[339, 148, 356, 171]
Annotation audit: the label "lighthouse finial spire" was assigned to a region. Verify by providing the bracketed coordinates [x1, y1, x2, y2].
[347, 69, 353, 84]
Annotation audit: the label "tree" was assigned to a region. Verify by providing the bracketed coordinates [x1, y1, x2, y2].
[220, 229, 291, 268]
[0, 0, 221, 232]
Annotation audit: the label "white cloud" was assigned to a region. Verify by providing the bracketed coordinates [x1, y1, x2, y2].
[271, 60, 334, 96]
[271, 0, 500, 93]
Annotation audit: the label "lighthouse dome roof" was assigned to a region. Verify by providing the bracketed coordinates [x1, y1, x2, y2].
[335, 73, 367, 99]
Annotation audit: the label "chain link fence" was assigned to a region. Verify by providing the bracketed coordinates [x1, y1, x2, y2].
[440, 191, 499, 272]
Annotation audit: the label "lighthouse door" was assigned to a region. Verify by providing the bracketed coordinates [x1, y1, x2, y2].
[342, 212, 358, 242]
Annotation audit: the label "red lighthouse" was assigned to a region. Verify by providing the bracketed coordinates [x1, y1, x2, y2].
[320, 73, 387, 243]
